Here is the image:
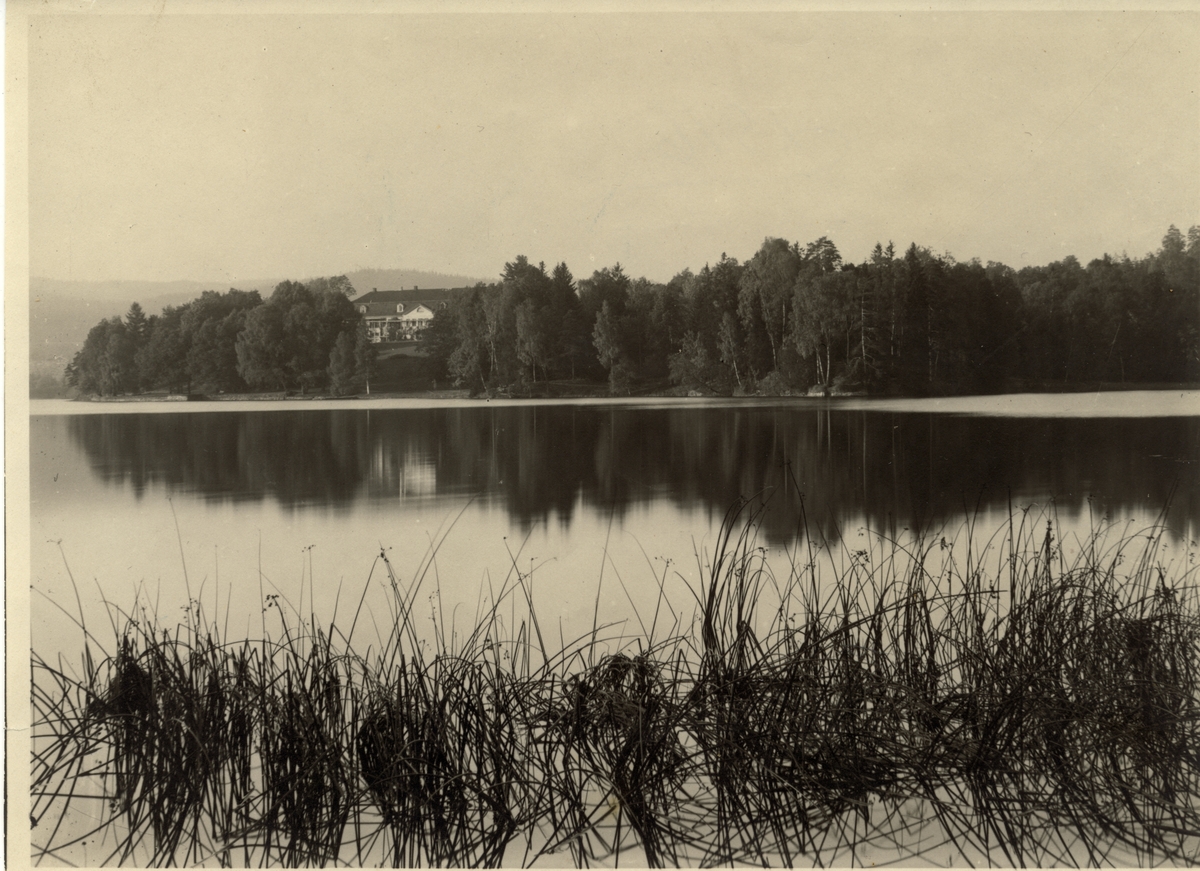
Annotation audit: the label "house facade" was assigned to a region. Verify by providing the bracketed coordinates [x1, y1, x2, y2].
[354, 288, 461, 343]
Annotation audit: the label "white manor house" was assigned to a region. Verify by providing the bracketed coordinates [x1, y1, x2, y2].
[354, 287, 463, 343]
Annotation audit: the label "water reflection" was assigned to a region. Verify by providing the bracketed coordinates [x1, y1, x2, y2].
[55, 405, 1198, 543]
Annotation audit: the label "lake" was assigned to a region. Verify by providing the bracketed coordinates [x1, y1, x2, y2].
[25, 390, 1200, 866]
[30, 391, 1200, 660]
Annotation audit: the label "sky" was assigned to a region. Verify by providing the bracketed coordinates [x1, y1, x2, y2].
[24, 7, 1200, 286]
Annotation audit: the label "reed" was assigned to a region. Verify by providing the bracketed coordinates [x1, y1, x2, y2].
[30, 500, 1200, 867]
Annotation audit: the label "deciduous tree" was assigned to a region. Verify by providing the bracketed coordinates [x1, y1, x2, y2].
[739, 238, 802, 374]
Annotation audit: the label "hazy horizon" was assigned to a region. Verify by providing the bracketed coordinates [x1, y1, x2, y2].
[27, 10, 1200, 287]
[29, 267, 489, 293]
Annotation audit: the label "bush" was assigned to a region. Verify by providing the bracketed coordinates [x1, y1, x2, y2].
[753, 370, 798, 396]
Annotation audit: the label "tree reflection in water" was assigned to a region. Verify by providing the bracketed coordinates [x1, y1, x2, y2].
[63, 404, 1199, 544]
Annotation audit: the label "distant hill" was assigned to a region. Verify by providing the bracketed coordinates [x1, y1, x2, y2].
[27, 269, 486, 382]
[341, 268, 485, 296]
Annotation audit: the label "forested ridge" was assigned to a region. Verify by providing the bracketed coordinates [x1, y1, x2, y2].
[62, 226, 1199, 398]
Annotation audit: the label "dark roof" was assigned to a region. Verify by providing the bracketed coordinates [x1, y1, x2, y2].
[355, 288, 465, 306]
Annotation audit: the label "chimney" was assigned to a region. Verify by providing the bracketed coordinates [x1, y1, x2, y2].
[414, 285, 419, 291]
[372, 287, 377, 293]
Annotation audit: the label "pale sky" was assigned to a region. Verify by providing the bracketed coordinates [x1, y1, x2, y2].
[24, 8, 1200, 285]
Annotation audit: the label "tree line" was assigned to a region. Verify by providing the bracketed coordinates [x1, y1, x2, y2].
[425, 226, 1199, 395]
[65, 276, 377, 396]
[64, 227, 1199, 398]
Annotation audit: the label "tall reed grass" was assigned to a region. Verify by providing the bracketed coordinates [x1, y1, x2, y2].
[31, 499, 1200, 867]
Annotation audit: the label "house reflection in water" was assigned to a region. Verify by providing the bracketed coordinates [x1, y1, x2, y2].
[368, 440, 438, 499]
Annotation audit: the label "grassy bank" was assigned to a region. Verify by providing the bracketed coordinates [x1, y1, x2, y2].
[31, 501, 1200, 867]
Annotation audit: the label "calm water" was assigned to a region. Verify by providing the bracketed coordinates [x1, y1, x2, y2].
[30, 392, 1200, 660]
[25, 391, 1200, 867]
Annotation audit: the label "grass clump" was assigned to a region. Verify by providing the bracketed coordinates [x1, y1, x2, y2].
[31, 499, 1200, 867]
[356, 652, 525, 867]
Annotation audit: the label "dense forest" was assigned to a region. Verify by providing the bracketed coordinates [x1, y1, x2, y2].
[62, 226, 1199, 398]
[64, 276, 378, 396]
[425, 226, 1200, 396]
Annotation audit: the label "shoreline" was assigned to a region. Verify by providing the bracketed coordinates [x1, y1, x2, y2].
[53, 379, 1200, 404]
[28, 387, 1200, 420]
